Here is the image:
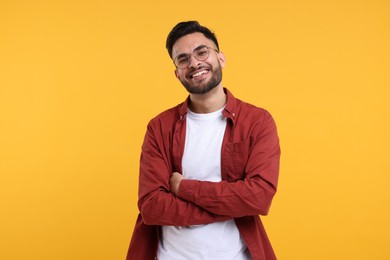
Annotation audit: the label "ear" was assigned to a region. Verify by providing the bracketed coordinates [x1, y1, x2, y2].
[218, 51, 226, 68]
[174, 69, 179, 79]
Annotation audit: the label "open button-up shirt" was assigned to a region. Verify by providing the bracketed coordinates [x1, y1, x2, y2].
[127, 88, 280, 260]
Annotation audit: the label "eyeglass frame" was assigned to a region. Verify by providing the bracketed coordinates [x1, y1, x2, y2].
[173, 45, 220, 69]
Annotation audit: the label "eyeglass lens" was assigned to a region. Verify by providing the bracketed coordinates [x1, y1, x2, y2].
[174, 46, 210, 68]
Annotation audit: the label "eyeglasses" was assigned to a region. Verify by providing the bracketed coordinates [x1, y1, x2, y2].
[173, 45, 219, 69]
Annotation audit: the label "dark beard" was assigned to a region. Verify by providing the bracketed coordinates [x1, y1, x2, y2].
[181, 65, 223, 94]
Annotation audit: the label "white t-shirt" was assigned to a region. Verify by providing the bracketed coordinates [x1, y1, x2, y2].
[157, 107, 250, 260]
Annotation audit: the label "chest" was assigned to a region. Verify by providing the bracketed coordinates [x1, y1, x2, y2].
[171, 116, 252, 183]
[181, 115, 227, 181]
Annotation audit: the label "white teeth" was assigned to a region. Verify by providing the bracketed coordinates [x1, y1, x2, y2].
[193, 70, 207, 77]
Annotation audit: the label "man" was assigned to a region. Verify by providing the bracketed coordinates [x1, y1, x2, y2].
[127, 21, 280, 260]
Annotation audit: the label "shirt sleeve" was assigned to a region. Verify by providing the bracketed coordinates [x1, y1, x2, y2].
[137, 121, 231, 226]
[177, 110, 280, 217]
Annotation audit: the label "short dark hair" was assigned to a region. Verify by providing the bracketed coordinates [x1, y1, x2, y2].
[166, 21, 219, 58]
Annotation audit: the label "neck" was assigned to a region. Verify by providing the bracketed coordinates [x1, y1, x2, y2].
[188, 85, 226, 113]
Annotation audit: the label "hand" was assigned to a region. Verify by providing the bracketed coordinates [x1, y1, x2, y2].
[170, 172, 183, 195]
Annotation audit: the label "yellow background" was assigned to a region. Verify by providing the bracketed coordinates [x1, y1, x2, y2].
[1, 0, 389, 259]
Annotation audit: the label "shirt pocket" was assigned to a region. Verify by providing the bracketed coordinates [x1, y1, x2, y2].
[230, 140, 251, 180]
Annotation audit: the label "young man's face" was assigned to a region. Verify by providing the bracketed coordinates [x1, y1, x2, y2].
[171, 32, 226, 94]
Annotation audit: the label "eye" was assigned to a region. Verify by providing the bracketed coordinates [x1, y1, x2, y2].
[196, 49, 208, 58]
[176, 56, 189, 65]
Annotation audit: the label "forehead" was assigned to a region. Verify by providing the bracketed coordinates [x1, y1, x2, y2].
[172, 32, 216, 57]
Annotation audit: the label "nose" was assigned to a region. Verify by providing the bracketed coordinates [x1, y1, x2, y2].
[188, 54, 201, 68]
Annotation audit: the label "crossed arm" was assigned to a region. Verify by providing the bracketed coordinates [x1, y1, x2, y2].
[138, 113, 280, 226]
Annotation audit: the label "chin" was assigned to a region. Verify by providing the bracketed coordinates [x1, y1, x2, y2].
[185, 83, 218, 95]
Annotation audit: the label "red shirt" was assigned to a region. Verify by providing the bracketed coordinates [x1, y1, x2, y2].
[127, 89, 280, 260]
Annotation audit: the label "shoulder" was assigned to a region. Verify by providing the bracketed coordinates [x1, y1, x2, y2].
[235, 98, 274, 124]
[147, 103, 183, 130]
[225, 88, 273, 124]
[233, 99, 279, 143]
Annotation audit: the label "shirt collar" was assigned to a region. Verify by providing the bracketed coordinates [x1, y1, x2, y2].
[178, 88, 237, 122]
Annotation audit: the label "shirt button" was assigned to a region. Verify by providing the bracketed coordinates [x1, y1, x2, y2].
[232, 112, 235, 117]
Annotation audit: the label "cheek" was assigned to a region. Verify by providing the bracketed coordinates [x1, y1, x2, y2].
[176, 71, 187, 81]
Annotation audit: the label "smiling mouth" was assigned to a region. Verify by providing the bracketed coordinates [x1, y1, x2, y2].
[190, 70, 209, 79]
